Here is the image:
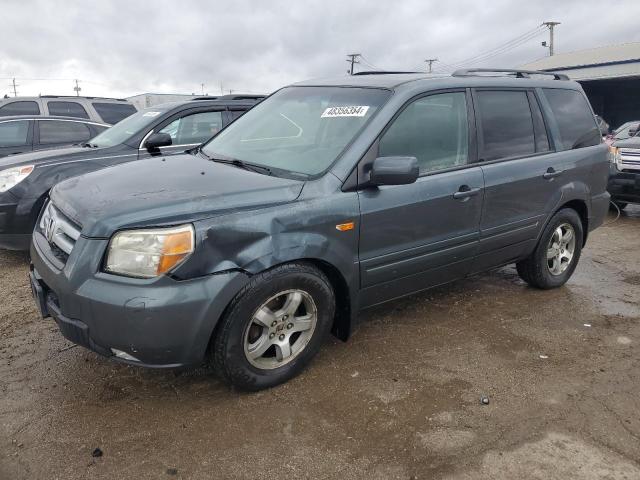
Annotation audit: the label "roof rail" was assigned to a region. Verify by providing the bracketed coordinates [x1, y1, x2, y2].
[216, 94, 266, 101]
[451, 68, 569, 80]
[353, 71, 422, 75]
[39, 95, 129, 101]
[190, 96, 220, 101]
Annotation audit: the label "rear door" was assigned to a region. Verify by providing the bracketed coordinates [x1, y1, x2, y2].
[138, 108, 225, 158]
[471, 88, 565, 272]
[357, 90, 484, 307]
[0, 119, 34, 157]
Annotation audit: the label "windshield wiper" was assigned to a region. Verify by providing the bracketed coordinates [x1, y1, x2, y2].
[201, 151, 272, 176]
[81, 142, 99, 148]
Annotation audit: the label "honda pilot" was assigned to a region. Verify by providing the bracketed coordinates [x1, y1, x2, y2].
[29, 69, 610, 390]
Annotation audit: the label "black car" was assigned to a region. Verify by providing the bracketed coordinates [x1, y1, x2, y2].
[0, 95, 263, 249]
[0, 115, 110, 157]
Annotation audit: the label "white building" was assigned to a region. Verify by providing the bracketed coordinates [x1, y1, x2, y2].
[126, 93, 213, 110]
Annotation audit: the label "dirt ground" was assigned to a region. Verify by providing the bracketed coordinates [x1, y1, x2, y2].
[1, 206, 639, 480]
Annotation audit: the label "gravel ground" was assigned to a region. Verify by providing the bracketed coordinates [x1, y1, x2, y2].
[1, 206, 639, 479]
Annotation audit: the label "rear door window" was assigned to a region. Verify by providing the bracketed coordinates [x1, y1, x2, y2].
[47, 101, 90, 119]
[0, 101, 40, 116]
[475, 90, 536, 161]
[0, 121, 30, 146]
[38, 120, 92, 144]
[92, 103, 137, 124]
[542, 88, 601, 150]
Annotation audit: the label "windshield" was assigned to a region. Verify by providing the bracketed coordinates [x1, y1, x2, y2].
[89, 108, 167, 148]
[202, 86, 390, 176]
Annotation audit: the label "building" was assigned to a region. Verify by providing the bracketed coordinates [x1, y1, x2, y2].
[521, 42, 640, 129]
[126, 93, 211, 110]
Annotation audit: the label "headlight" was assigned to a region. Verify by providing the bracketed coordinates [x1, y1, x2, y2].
[608, 147, 622, 169]
[0, 165, 34, 192]
[105, 225, 195, 278]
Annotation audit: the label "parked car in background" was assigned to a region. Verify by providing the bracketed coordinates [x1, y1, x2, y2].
[595, 114, 610, 136]
[0, 96, 137, 125]
[604, 120, 640, 145]
[28, 69, 609, 391]
[608, 128, 640, 209]
[0, 115, 109, 157]
[0, 95, 263, 249]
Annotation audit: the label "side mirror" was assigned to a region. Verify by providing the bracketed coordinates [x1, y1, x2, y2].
[369, 156, 419, 186]
[144, 132, 172, 150]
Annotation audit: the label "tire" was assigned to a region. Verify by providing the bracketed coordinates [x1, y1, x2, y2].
[516, 208, 583, 290]
[211, 262, 335, 391]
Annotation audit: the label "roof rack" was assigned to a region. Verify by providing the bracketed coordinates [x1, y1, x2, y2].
[451, 68, 569, 80]
[353, 71, 422, 75]
[39, 95, 129, 101]
[217, 94, 266, 101]
[190, 96, 220, 101]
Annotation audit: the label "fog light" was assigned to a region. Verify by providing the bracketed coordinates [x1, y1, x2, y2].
[111, 348, 140, 362]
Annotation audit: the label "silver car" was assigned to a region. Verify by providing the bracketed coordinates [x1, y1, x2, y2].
[0, 96, 137, 125]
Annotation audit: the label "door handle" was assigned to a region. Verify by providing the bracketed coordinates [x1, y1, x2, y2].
[453, 185, 480, 200]
[543, 167, 564, 180]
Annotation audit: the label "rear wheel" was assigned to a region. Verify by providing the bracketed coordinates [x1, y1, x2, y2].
[211, 262, 335, 391]
[516, 208, 583, 289]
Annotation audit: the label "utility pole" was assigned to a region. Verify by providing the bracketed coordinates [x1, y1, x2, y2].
[424, 58, 438, 73]
[542, 21, 560, 56]
[11, 78, 18, 97]
[346, 53, 361, 75]
[201, 83, 205, 95]
[73, 79, 81, 96]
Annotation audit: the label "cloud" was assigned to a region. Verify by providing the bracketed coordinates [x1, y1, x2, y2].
[1, 0, 639, 98]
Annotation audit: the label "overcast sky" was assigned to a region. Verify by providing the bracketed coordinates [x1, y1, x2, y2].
[2, 0, 640, 99]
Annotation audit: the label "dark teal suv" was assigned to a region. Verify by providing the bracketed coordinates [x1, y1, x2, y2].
[29, 69, 609, 390]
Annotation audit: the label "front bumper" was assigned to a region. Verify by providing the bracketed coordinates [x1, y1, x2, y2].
[608, 167, 640, 204]
[30, 231, 250, 367]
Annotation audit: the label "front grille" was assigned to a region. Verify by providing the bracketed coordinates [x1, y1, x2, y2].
[39, 201, 81, 258]
[620, 148, 640, 172]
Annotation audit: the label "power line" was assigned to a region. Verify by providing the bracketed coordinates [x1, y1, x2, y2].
[444, 26, 546, 69]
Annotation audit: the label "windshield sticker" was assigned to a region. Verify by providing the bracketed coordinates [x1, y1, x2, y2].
[142, 111, 161, 117]
[321, 106, 369, 118]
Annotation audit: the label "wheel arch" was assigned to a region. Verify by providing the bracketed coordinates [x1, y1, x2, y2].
[555, 198, 589, 247]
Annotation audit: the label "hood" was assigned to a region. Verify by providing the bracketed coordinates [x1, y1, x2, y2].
[613, 136, 640, 149]
[50, 153, 305, 238]
[0, 146, 107, 169]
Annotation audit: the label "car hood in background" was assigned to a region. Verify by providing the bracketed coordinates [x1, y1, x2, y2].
[613, 137, 640, 149]
[0, 145, 117, 169]
[50, 154, 305, 238]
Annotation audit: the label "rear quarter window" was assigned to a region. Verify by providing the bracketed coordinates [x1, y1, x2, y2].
[542, 88, 601, 150]
[92, 103, 137, 124]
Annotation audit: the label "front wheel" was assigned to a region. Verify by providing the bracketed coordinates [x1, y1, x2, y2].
[516, 208, 583, 289]
[211, 262, 335, 391]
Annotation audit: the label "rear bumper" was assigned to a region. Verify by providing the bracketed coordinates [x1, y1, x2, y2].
[30, 232, 250, 367]
[608, 168, 640, 204]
